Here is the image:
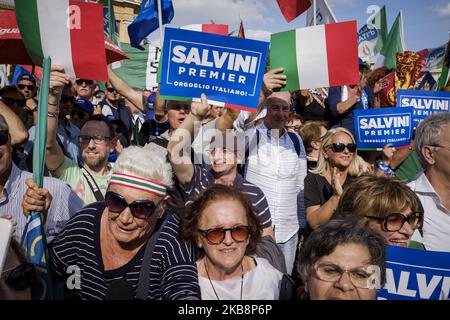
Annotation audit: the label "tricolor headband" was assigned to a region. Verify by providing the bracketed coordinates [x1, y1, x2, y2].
[109, 172, 167, 197]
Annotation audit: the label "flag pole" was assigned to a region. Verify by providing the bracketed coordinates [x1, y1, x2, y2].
[157, 0, 164, 46]
[313, 0, 317, 26]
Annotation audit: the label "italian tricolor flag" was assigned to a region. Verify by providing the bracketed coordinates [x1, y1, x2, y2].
[181, 24, 229, 36]
[14, 0, 108, 81]
[270, 21, 359, 90]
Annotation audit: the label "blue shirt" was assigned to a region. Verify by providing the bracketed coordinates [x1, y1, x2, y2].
[328, 85, 374, 136]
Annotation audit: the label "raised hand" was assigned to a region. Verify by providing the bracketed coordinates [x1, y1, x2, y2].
[262, 68, 287, 97]
[190, 93, 210, 119]
[331, 167, 343, 196]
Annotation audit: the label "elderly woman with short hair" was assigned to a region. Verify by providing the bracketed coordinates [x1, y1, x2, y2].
[180, 184, 283, 300]
[49, 146, 200, 300]
[297, 218, 386, 300]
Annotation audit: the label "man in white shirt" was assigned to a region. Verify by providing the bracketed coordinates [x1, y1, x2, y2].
[242, 91, 307, 274]
[408, 113, 450, 252]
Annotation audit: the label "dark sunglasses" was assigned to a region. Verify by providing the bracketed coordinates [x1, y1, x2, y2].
[1, 263, 35, 291]
[75, 79, 94, 86]
[17, 84, 36, 90]
[61, 95, 76, 104]
[71, 110, 89, 120]
[198, 226, 250, 245]
[106, 87, 117, 93]
[365, 212, 423, 232]
[0, 130, 9, 145]
[105, 191, 159, 219]
[327, 143, 357, 153]
[1, 97, 26, 107]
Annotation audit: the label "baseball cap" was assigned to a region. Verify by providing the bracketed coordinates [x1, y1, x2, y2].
[74, 98, 94, 114]
[17, 74, 37, 86]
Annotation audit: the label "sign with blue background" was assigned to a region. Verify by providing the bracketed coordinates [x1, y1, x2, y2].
[354, 107, 413, 149]
[159, 27, 269, 111]
[397, 89, 450, 127]
[377, 246, 450, 300]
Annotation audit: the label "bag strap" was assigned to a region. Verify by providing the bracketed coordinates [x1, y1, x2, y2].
[287, 132, 301, 157]
[80, 166, 105, 202]
[135, 212, 172, 300]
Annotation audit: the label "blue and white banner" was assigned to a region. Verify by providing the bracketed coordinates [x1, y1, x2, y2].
[397, 89, 450, 127]
[354, 107, 413, 149]
[377, 246, 450, 300]
[358, 24, 379, 62]
[159, 27, 269, 111]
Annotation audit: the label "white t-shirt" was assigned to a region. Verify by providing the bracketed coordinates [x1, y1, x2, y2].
[198, 257, 283, 300]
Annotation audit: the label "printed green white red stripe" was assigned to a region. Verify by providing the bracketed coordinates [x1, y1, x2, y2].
[14, 0, 108, 81]
[181, 24, 229, 36]
[270, 21, 359, 90]
[109, 172, 167, 196]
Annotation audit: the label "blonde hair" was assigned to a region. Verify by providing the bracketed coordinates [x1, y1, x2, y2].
[337, 174, 422, 223]
[310, 127, 359, 176]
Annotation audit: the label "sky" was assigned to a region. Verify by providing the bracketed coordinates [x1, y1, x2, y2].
[148, 0, 450, 51]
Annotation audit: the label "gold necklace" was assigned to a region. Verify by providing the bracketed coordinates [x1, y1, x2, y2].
[204, 260, 244, 300]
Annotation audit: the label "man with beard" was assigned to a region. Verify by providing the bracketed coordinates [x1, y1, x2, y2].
[16, 74, 38, 124]
[45, 65, 117, 204]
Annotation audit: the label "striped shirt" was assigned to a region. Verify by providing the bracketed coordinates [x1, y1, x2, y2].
[0, 163, 84, 244]
[183, 165, 272, 229]
[49, 202, 200, 300]
[244, 123, 307, 243]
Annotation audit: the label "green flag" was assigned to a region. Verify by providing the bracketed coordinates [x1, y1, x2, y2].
[438, 41, 450, 90]
[370, 5, 388, 53]
[377, 11, 404, 69]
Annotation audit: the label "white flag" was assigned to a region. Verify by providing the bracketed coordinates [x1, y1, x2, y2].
[306, 0, 337, 26]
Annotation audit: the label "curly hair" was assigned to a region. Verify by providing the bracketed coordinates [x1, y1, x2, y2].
[180, 184, 262, 259]
[366, 67, 393, 88]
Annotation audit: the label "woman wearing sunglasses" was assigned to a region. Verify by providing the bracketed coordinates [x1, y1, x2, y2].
[49, 146, 200, 300]
[0, 239, 37, 300]
[180, 185, 283, 300]
[304, 127, 360, 230]
[337, 175, 425, 249]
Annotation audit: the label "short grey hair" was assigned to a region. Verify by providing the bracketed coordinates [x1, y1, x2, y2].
[113, 145, 173, 187]
[414, 113, 450, 168]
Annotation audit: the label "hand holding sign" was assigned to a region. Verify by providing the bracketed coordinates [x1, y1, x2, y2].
[262, 68, 287, 98]
[381, 143, 396, 164]
[190, 93, 210, 119]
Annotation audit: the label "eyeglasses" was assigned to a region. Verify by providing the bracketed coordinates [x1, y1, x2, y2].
[327, 143, 357, 153]
[78, 135, 110, 145]
[61, 95, 76, 104]
[428, 144, 450, 150]
[198, 226, 250, 245]
[105, 191, 159, 219]
[75, 79, 94, 86]
[0, 130, 9, 146]
[106, 87, 117, 93]
[313, 263, 373, 289]
[1, 97, 26, 107]
[364, 212, 423, 232]
[1, 263, 35, 291]
[17, 84, 36, 91]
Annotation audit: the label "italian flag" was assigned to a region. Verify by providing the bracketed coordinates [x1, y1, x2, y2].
[181, 24, 229, 36]
[270, 21, 359, 90]
[14, 0, 108, 81]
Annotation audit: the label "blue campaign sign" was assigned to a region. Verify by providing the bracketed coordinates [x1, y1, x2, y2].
[159, 27, 269, 111]
[377, 246, 450, 300]
[354, 107, 413, 150]
[397, 89, 450, 127]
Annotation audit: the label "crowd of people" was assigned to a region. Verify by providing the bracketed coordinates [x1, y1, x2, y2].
[0, 54, 449, 301]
